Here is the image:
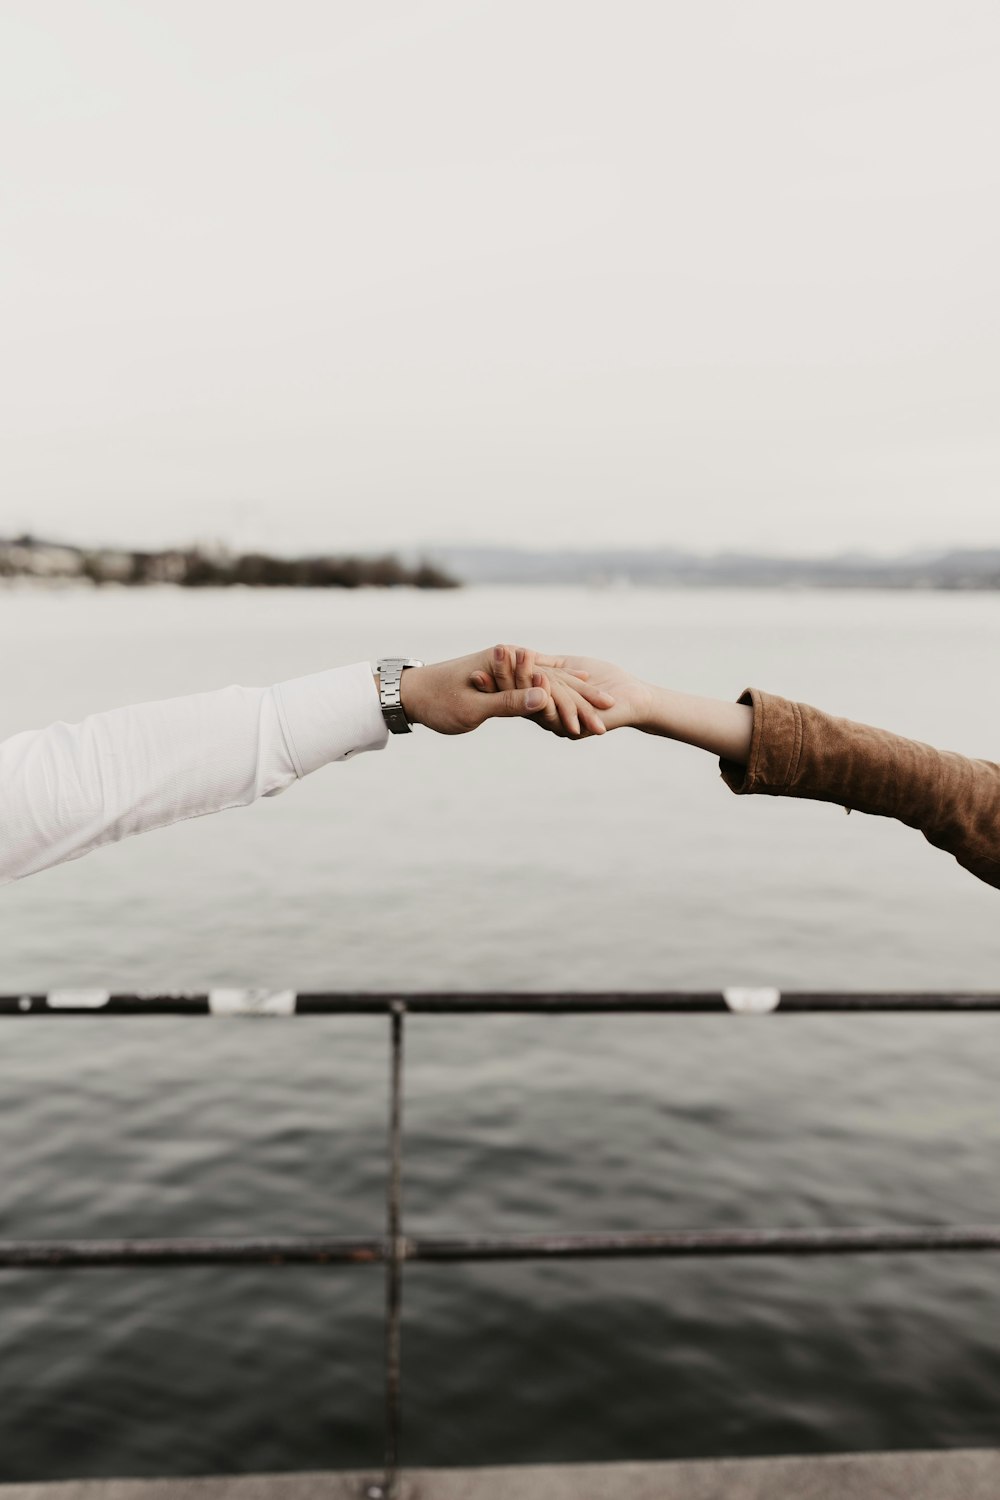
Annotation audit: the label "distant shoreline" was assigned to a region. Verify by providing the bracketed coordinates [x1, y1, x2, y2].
[5, 536, 1000, 592]
[0, 537, 459, 590]
[424, 543, 1000, 591]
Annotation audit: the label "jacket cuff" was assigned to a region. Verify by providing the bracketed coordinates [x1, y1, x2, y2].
[719, 688, 803, 795]
[274, 661, 388, 777]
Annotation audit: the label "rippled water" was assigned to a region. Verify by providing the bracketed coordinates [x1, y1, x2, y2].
[1, 583, 1000, 1480]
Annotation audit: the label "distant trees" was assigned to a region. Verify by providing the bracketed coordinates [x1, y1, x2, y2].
[174, 550, 459, 589]
[0, 538, 460, 590]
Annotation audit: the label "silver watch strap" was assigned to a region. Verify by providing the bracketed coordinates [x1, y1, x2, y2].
[376, 657, 424, 734]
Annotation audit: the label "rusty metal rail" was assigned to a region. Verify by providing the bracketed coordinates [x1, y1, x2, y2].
[4, 1223, 1000, 1269]
[4, 989, 1000, 1014]
[3, 989, 1000, 1500]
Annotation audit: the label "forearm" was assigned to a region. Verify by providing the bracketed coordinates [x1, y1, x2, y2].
[0, 662, 386, 884]
[641, 684, 754, 764]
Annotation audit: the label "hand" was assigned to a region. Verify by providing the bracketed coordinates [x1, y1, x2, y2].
[470, 645, 619, 738]
[471, 646, 754, 761]
[395, 646, 550, 735]
[530, 653, 654, 735]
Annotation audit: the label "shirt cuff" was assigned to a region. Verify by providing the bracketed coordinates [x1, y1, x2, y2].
[273, 661, 388, 777]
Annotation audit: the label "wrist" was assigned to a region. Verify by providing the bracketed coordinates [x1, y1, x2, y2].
[635, 681, 671, 735]
[375, 657, 427, 734]
[398, 666, 426, 727]
[643, 685, 753, 762]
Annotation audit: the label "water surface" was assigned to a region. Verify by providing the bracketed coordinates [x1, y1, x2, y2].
[1, 584, 999, 1479]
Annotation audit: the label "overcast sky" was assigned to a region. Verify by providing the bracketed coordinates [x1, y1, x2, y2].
[2, 1, 998, 557]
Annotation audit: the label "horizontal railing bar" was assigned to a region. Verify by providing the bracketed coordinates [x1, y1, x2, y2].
[4, 991, 1000, 1016]
[406, 1226, 1000, 1258]
[5, 1225, 1000, 1268]
[0, 1237, 386, 1267]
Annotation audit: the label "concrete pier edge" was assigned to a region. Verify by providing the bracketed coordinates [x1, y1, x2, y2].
[3, 1450, 1000, 1500]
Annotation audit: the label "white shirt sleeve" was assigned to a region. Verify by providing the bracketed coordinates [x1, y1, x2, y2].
[0, 660, 388, 885]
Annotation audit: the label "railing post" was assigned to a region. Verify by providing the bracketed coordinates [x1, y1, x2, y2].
[382, 999, 406, 1499]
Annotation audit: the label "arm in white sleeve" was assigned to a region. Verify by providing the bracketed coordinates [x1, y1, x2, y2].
[0, 660, 387, 885]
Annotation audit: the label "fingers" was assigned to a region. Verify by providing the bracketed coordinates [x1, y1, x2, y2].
[514, 646, 535, 691]
[530, 670, 567, 735]
[469, 647, 613, 739]
[536, 667, 612, 735]
[533, 653, 586, 677]
[563, 677, 615, 710]
[561, 681, 609, 736]
[470, 644, 517, 695]
[471, 647, 588, 691]
[577, 691, 611, 736]
[532, 670, 609, 738]
[477, 685, 549, 721]
[527, 650, 589, 683]
[490, 643, 516, 693]
[550, 678, 582, 736]
[513, 645, 590, 684]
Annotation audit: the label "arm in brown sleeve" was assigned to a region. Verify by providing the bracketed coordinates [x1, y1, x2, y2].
[719, 689, 1000, 891]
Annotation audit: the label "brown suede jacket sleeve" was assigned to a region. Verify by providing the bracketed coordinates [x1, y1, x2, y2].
[719, 689, 1000, 891]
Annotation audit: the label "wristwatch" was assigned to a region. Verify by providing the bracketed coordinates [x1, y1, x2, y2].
[376, 657, 425, 734]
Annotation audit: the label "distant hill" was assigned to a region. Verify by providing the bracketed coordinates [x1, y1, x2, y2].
[0, 536, 458, 590]
[423, 545, 1000, 590]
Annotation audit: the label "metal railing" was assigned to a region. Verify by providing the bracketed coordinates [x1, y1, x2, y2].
[4, 987, 1000, 1498]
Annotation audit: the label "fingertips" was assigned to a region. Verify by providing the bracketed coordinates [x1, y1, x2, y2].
[560, 682, 610, 738]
